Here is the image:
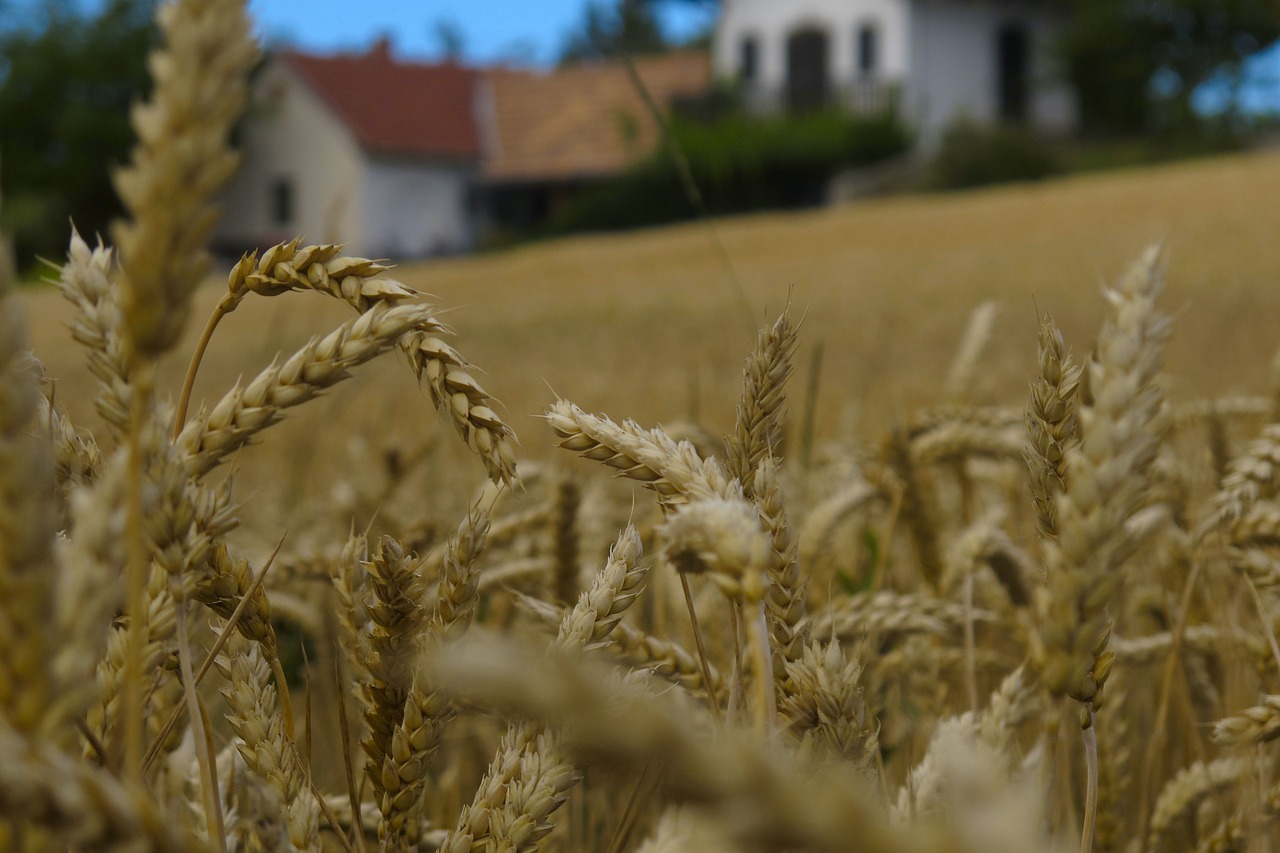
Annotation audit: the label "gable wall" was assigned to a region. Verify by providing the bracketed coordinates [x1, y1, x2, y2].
[361, 157, 476, 258]
[215, 61, 366, 254]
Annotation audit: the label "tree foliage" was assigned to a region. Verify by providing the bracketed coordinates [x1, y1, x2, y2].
[1046, 0, 1278, 135]
[559, 0, 670, 63]
[0, 0, 158, 270]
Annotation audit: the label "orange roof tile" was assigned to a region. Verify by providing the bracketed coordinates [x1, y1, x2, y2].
[283, 44, 479, 160]
[481, 52, 711, 183]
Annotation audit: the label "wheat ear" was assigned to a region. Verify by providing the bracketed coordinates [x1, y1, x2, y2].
[428, 635, 929, 853]
[1026, 312, 1082, 541]
[806, 590, 987, 642]
[723, 311, 797, 498]
[360, 537, 428, 811]
[517, 593, 727, 698]
[0, 235, 57, 736]
[57, 232, 132, 434]
[379, 508, 491, 849]
[177, 302, 446, 478]
[1212, 423, 1280, 528]
[1030, 248, 1170, 853]
[944, 300, 999, 401]
[884, 427, 944, 589]
[0, 717, 204, 852]
[37, 387, 102, 517]
[442, 527, 647, 853]
[1147, 757, 1247, 851]
[546, 400, 738, 507]
[755, 458, 807, 682]
[219, 633, 321, 852]
[779, 640, 878, 775]
[110, 0, 257, 357]
[551, 476, 581, 604]
[216, 239, 517, 485]
[1032, 248, 1170, 709]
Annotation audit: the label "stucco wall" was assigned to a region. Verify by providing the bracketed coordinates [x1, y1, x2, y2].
[361, 158, 475, 258]
[715, 0, 911, 98]
[714, 0, 1077, 137]
[908, 1, 1077, 140]
[215, 61, 365, 254]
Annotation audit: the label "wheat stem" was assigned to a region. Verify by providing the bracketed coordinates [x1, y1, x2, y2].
[173, 293, 236, 440]
[1080, 706, 1098, 853]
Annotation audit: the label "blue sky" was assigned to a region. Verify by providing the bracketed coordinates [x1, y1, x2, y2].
[8, 0, 1279, 108]
[246, 1, 717, 66]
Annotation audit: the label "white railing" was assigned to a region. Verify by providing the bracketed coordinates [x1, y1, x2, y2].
[737, 78, 903, 116]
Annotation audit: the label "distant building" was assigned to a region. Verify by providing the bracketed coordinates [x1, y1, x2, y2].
[217, 39, 481, 259]
[714, 0, 1077, 138]
[215, 43, 709, 259]
[479, 53, 710, 235]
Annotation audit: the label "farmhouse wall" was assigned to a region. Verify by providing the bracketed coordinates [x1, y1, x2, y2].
[215, 62, 365, 254]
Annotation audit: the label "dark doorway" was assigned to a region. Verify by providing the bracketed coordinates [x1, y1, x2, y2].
[997, 23, 1029, 122]
[740, 36, 758, 82]
[787, 27, 829, 112]
[857, 23, 878, 76]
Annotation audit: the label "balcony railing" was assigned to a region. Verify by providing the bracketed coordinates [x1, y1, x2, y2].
[736, 78, 903, 116]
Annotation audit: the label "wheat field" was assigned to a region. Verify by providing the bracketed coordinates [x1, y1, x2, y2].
[9, 2, 1280, 852]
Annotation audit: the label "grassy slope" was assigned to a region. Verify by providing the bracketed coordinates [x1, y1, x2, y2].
[21, 147, 1280, 523]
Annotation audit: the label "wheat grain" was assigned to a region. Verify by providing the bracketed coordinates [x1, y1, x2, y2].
[218, 633, 320, 852]
[1025, 313, 1081, 541]
[723, 311, 797, 498]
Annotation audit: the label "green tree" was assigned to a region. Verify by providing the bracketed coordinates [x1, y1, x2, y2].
[1056, 0, 1280, 135]
[0, 0, 158, 270]
[559, 0, 668, 63]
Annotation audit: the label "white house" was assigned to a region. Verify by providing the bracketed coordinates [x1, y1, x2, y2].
[215, 43, 710, 258]
[215, 40, 482, 259]
[713, 0, 1077, 139]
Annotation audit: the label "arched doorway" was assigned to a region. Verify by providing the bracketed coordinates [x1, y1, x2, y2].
[787, 26, 829, 112]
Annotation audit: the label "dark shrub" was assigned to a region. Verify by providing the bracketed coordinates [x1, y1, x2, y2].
[549, 109, 911, 234]
[929, 117, 1061, 190]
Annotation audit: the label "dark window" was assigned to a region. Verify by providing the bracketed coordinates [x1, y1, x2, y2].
[857, 23, 878, 76]
[786, 27, 829, 112]
[997, 24, 1029, 122]
[740, 36, 758, 81]
[272, 179, 293, 226]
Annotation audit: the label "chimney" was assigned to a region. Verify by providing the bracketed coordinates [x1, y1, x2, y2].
[370, 34, 392, 60]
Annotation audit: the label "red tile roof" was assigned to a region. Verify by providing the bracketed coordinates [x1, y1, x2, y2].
[282, 43, 480, 160]
[480, 52, 712, 183]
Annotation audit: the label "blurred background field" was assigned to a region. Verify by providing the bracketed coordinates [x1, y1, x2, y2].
[20, 144, 1280, 536]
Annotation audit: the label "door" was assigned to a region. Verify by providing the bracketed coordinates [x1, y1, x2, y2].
[787, 27, 829, 112]
[997, 24, 1029, 122]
